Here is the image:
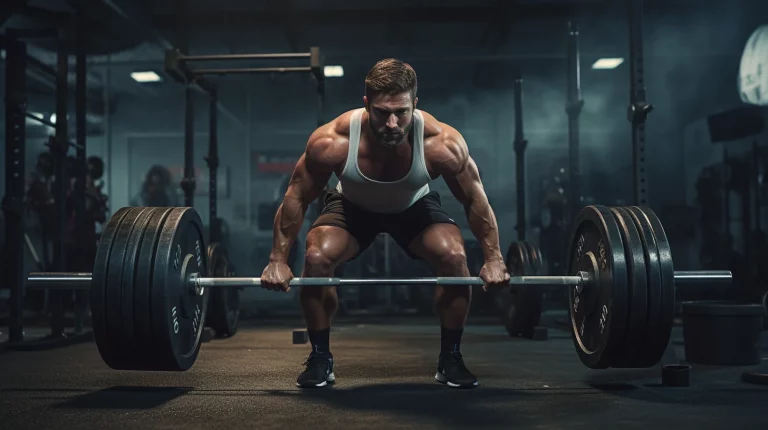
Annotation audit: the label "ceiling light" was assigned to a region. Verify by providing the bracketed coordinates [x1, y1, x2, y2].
[324, 65, 344, 78]
[131, 71, 162, 82]
[592, 58, 624, 70]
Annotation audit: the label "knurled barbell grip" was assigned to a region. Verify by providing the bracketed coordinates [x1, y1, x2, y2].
[194, 274, 590, 288]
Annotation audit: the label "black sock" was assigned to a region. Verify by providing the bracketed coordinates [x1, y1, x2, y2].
[308, 328, 331, 356]
[441, 327, 463, 354]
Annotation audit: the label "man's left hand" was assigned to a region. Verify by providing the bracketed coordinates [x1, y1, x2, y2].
[479, 259, 510, 291]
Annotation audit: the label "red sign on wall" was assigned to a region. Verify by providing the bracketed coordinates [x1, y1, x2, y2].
[251, 152, 300, 174]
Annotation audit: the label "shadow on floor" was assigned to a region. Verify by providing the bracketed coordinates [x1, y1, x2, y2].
[262, 383, 610, 427]
[52, 386, 193, 409]
[2, 383, 610, 427]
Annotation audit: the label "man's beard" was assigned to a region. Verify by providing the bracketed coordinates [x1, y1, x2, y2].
[369, 117, 414, 149]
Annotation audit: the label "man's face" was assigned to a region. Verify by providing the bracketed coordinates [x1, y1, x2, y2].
[364, 91, 418, 149]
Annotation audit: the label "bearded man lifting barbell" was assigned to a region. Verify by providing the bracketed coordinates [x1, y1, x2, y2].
[260, 59, 510, 389]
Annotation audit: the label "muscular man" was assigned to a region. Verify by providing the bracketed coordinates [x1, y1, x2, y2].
[261, 59, 510, 389]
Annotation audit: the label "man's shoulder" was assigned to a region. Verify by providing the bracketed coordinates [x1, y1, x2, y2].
[327, 109, 361, 137]
[305, 111, 357, 165]
[417, 110, 463, 148]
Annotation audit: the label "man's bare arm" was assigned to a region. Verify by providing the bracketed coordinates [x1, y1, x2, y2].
[437, 128, 504, 263]
[269, 128, 338, 264]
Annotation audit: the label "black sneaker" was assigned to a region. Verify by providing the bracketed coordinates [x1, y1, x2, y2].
[296, 352, 335, 388]
[435, 351, 478, 388]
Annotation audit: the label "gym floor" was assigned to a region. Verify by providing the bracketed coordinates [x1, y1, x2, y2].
[1, 313, 766, 430]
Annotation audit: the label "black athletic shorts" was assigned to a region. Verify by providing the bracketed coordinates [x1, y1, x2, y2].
[310, 189, 458, 260]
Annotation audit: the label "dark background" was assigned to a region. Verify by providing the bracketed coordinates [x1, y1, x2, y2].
[2, 0, 767, 313]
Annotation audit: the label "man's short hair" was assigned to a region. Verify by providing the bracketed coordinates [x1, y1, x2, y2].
[365, 58, 417, 101]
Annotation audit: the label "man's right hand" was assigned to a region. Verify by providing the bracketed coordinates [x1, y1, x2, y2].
[260, 261, 294, 292]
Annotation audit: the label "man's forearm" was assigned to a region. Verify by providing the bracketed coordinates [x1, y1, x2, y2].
[269, 196, 307, 263]
[464, 198, 504, 262]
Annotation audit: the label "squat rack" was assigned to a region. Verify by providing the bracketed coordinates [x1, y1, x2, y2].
[1, 8, 92, 345]
[164, 47, 324, 244]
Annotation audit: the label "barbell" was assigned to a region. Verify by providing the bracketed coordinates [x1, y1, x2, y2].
[26, 205, 731, 372]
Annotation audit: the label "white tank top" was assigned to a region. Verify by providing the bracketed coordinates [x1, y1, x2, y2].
[335, 108, 431, 214]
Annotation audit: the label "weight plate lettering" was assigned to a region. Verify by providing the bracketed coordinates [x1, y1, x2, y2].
[568, 205, 629, 369]
[151, 207, 209, 371]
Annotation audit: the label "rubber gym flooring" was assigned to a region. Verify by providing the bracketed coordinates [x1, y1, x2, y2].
[1, 314, 767, 430]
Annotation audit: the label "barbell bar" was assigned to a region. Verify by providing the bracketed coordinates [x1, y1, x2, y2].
[26, 270, 731, 291]
[22, 205, 734, 373]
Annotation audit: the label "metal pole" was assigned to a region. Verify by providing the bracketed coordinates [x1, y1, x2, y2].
[207, 89, 219, 243]
[3, 32, 28, 343]
[182, 84, 196, 207]
[50, 21, 70, 339]
[73, 8, 88, 333]
[512, 70, 527, 241]
[192, 67, 314, 75]
[628, 0, 652, 206]
[180, 52, 312, 61]
[566, 21, 584, 222]
[104, 56, 113, 216]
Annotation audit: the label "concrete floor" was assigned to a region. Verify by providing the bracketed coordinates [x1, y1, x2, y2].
[1, 316, 767, 430]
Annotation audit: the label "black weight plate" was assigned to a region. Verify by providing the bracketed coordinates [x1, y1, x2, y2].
[624, 206, 666, 366]
[634, 206, 675, 363]
[568, 205, 629, 369]
[501, 242, 543, 338]
[104, 207, 152, 369]
[522, 241, 542, 274]
[127, 207, 174, 370]
[151, 207, 209, 371]
[117, 207, 158, 368]
[103, 207, 150, 369]
[91, 207, 133, 367]
[609, 207, 649, 368]
[206, 243, 240, 338]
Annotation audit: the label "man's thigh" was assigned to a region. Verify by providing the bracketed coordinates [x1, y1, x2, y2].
[310, 190, 382, 260]
[385, 190, 462, 262]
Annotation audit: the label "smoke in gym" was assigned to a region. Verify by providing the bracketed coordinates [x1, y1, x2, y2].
[1, 0, 767, 428]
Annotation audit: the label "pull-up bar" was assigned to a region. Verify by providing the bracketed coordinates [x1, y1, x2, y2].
[164, 47, 324, 84]
[178, 52, 312, 61]
[163, 46, 325, 241]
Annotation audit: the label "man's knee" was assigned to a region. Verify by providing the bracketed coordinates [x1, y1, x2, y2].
[434, 246, 468, 272]
[304, 246, 335, 275]
[304, 226, 355, 276]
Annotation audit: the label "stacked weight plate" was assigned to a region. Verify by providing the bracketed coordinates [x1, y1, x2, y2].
[497, 241, 545, 338]
[91, 207, 209, 371]
[566, 205, 675, 369]
[206, 243, 240, 338]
